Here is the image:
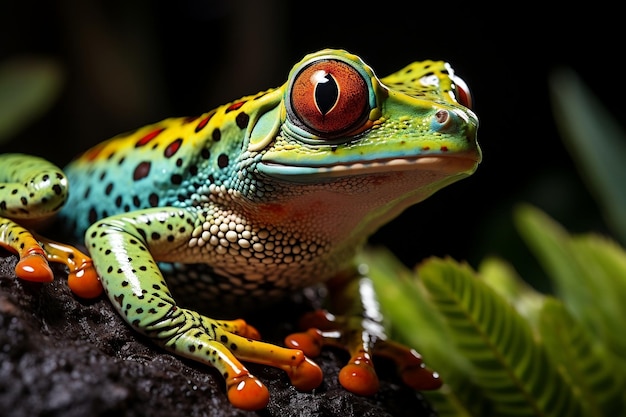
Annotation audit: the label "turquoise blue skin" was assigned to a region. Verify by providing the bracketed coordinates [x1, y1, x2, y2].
[0, 49, 480, 410]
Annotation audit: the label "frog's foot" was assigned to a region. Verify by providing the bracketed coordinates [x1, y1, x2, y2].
[151, 310, 323, 410]
[285, 309, 442, 396]
[207, 317, 324, 393]
[1, 217, 54, 282]
[37, 235, 102, 298]
[220, 344, 321, 410]
[173, 333, 271, 410]
[0, 218, 101, 297]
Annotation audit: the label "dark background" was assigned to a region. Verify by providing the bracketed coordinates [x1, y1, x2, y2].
[1, 0, 622, 289]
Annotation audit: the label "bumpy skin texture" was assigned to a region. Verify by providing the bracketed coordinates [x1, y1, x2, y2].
[0, 49, 480, 410]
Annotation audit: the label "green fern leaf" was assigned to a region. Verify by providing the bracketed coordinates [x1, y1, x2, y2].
[419, 257, 584, 417]
[549, 68, 626, 244]
[515, 204, 626, 364]
[477, 257, 545, 325]
[538, 298, 626, 416]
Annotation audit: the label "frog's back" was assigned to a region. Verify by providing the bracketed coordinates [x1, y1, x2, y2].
[60, 109, 243, 237]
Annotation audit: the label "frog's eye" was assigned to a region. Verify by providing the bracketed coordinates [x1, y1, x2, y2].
[288, 59, 369, 136]
[452, 75, 473, 109]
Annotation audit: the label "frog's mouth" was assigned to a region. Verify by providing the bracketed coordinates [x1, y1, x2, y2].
[257, 152, 480, 183]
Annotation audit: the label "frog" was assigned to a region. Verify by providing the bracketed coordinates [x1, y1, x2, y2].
[0, 48, 480, 411]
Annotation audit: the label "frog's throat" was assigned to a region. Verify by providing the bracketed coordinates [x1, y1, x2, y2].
[257, 153, 479, 183]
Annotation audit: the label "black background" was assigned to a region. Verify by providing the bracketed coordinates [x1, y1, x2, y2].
[2, 0, 622, 289]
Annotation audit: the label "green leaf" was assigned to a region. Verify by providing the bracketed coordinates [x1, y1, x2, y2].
[419, 257, 584, 417]
[477, 257, 545, 325]
[0, 57, 63, 144]
[549, 68, 626, 244]
[515, 204, 626, 364]
[538, 298, 626, 416]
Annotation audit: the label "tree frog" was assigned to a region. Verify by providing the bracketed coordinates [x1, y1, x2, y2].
[0, 49, 480, 410]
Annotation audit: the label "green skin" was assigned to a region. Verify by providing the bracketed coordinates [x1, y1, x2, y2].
[0, 49, 480, 410]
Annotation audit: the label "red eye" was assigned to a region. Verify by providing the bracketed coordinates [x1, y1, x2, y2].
[289, 59, 369, 136]
[452, 75, 473, 109]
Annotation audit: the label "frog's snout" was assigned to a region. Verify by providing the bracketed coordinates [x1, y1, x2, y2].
[428, 106, 481, 163]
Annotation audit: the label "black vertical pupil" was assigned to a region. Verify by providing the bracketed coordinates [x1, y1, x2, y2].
[314, 73, 339, 115]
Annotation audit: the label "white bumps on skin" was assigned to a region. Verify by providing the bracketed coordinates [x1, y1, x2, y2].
[186, 204, 329, 286]
[189, 210, 324, 260]
[189, 212, 250, 254]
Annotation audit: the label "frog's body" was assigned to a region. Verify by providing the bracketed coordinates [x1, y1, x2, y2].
[0, 49, 480, 410]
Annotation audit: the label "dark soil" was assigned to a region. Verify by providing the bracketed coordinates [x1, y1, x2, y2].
[0, 250, 437, 417]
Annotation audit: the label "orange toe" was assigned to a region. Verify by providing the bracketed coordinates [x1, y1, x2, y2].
[284, 328, 323, 357]
[287, 357, 323, 391]
[338, 359, 380, 396]
[67, 263, 103, 299]
[226, 375, 270, 411]
[15, 253, 53, 283]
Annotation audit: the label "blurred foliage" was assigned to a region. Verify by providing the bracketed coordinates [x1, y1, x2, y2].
[363, 205, 626, 417]
[365, 205, 626, 416]
[550, 68, 626, 245]
[0, 57, 63, 144]
[366, 70, 626, 416]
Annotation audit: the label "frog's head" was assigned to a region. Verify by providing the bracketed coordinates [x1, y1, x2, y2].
[243, 49, 480, 231]
[250, 48, 479, 180]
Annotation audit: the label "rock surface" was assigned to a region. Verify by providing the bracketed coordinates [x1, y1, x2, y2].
[0, 251, 437, 417]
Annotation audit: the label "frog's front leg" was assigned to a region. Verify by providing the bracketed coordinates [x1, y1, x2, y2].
[0, 154, 101, 297]
[0, 154, 66, 283]
[286, 268, 442, 396]
[86, 207, 322, 410]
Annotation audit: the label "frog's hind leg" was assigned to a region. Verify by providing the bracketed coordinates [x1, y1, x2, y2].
[0, 154, 102, 298]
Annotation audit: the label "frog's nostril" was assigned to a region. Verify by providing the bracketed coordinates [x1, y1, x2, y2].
[434, 109, 449, 124]
[431, 109, 459, 133]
